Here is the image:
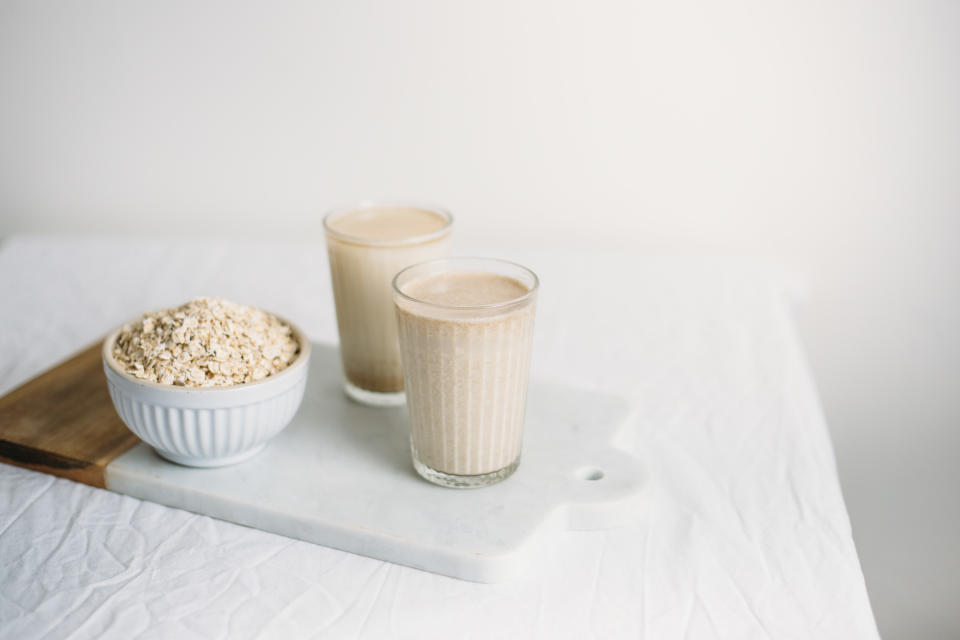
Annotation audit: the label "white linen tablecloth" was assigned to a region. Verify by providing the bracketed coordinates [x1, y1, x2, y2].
[0, 235, 879, 639]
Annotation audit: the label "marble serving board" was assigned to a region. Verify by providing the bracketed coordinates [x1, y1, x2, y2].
[1, 342, 649, 583]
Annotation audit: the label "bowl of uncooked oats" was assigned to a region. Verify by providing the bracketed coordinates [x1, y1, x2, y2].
[102, 297, 311, 467]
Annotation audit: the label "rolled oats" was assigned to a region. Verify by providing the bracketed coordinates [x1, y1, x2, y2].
[113, 297, 299, 387]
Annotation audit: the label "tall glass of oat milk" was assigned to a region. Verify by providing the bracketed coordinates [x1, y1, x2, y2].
[324, 202, 453, 406]
[393, 257, 539, 488]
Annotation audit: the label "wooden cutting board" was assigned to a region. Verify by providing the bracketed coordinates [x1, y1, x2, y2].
[0, 342, 139, 488]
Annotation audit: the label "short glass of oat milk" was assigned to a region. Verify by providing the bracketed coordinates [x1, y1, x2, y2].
[324, 202, 453, 406]
[393, 257, 539, 488]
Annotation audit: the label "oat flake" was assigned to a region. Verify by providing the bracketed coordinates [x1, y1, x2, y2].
[113, 297, 299, 387]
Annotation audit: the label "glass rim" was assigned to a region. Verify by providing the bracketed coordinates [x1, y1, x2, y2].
[322, 200, 454, 247]
[392, 256, 540, 311]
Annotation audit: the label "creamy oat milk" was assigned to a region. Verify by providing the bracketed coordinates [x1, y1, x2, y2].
[324, 204, 452, 405]
[393, 258, 538, 488]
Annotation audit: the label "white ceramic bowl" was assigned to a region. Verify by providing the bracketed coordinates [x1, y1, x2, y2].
[102, 320, 311, 467]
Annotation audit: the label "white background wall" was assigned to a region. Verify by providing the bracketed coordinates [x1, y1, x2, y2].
[1, 2, 957, 636]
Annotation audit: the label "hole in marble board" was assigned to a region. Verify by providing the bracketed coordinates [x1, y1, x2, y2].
[576, 467, 605, 481]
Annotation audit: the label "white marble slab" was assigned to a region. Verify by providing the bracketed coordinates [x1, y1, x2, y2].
[104, 342, 648, 583]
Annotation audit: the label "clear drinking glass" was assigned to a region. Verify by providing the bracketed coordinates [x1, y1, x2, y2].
[324, 202, 453, 406]
[393, 257, 539, 488]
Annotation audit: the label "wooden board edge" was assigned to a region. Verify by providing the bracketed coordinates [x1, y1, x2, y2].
[0, 340, 106, 401]
[0, 437, 138, 489]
